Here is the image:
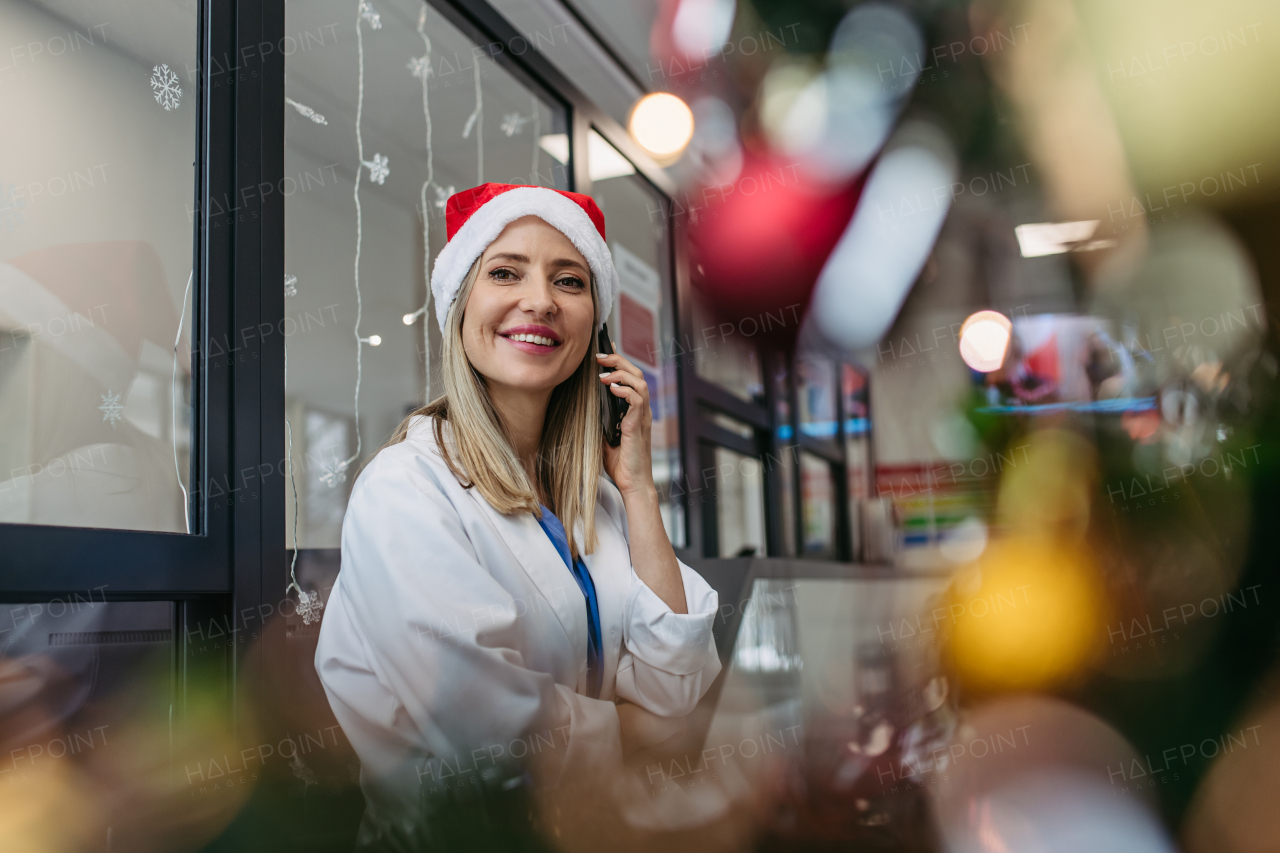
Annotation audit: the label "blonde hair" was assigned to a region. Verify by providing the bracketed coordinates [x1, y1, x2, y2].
[384, 257, 604, 560]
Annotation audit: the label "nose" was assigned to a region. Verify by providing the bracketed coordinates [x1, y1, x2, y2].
[517, 273, 558, 317]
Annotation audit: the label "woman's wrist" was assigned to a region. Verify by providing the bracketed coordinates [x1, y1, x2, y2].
[618, 480, 659, 510]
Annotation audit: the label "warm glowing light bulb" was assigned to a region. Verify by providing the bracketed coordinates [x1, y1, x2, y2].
[368, 335, 382, 347]
[958, 310, 1012, 372]
[629, 93, 694, 159]
[402, 313, 415, 325]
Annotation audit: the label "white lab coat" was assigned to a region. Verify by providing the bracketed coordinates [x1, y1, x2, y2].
[315, 414, 721, 844]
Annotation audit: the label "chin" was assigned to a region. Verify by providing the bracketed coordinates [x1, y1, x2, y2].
[495, 365, 572, 393]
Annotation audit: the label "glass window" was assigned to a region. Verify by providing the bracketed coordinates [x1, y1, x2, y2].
[712, 445, 764, 558]
[587, 131, 683, 546]
[0, 1, 198, 532]
[800, 451, 835, 558]
[700, 405, 752, 440]
[770, 355, 796, 556]
[797, 355, 837, 439]
[283, 0, 569, 549]
[690, 291, 764, 404]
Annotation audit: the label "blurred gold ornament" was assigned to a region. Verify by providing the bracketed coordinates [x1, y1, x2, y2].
[949, 536, 1103, 692]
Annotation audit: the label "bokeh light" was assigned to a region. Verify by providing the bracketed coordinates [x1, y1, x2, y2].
[958, 310, 1013, 372]
[628, 93, 695, 160]
[948, 537, 1103, 692]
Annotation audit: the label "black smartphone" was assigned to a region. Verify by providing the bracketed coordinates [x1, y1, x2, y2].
[598, 323, 629, 447]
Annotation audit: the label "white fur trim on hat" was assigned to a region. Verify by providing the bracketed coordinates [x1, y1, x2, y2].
[430, 186, 619, 333]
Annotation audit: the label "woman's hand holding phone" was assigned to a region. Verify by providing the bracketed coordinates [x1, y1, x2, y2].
[596, 343, 654, 501]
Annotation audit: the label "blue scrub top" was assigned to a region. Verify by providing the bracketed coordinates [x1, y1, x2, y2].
[535, 504, 603, 699]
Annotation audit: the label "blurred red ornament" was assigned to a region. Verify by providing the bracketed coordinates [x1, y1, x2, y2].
[688, 153, 865, 349]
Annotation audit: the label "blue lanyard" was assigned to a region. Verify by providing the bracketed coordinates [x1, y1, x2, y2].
[535, 505, 603, 699]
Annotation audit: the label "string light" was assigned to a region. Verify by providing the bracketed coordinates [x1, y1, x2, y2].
[463, 49, 484, 181]
[413, 6, 435, 402]
[327, 0, 384, 491]
[285, 96, 328, 125]
[171, 270, 192, 533]
[530, 95, 540, 182]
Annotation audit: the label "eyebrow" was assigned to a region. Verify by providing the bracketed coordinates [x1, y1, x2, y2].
[486, 252, 588, 274]
[487, 252, 530, 264]
[549, 258, 589, 274]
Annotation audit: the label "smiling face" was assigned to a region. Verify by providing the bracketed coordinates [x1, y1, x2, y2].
[461, 215, 596, 399]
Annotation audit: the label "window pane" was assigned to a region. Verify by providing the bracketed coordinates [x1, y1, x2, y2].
[700, 405, 752, 440]
[0, 1, 198, 532]
[771, 355, 796, 556]
[589, 131, 684, 546]
[712, 445, 764, 558]
[797, 355, 837, 439]
[800, 451, 835, 558]
[283, 0, 568, 549]
[776, 452, 797, 557]
[691, 292, 764, 404]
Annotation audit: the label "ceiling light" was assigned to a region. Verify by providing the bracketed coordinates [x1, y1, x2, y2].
[537, 133, 636, 181]
[1014, 220, 1100, 257]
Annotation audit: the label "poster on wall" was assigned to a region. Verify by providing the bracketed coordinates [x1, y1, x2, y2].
[610, 241, 659, 370]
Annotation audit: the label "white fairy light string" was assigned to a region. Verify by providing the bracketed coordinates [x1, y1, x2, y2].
[171, 270, 193, 533]
[283, 345, 322, 624]
[332, 0, 388, 490]
[530, 95, 540, 182]
[412, 7, 435, 401]
[463, 51, 484, 181]
[285, 96, 328, 125]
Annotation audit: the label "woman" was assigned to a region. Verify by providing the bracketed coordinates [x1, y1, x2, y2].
[315, 184, 722, 845]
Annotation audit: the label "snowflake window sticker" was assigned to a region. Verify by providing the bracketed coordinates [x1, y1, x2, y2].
[358, 0, 382, 29]
[500, 112, 532, 137]
[407, 55, 430, 80]
[99, 389, 124, 427]
[318, 458, 350, 487]
[363, 153, 389, 185]
[150, 64, 182, 111]
[285, 97, 327, 125]
[284, 273, 298, 297]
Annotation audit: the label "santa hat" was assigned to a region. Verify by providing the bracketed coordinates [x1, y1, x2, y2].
[430, 183, 619, 333]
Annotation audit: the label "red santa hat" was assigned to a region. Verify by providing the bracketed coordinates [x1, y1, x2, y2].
[430, 183, 619, 333]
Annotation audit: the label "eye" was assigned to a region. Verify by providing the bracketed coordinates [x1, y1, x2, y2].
[556, 276, 586, 289]
[489, 267, 517, 282]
